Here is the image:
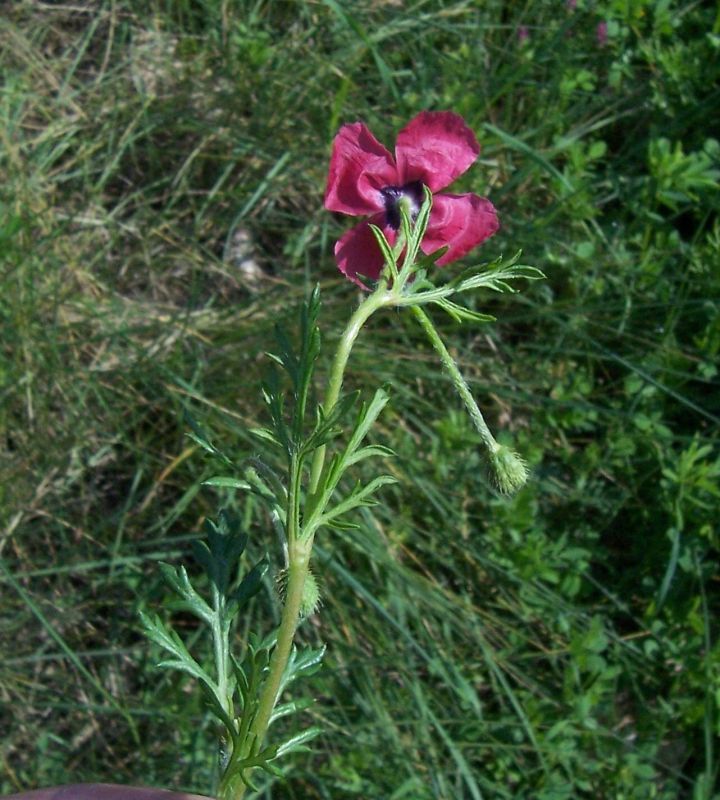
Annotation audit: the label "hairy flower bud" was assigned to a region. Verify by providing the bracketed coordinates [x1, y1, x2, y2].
[487, 445, 529, 495]
[276, 566, 322, 618]
[299, 569, 321, 618]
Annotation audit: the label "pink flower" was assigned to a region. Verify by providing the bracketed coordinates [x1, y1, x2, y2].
[517, 25, 530, 44]
[596, 20, 608, 46]
[324, 111, 499, 288]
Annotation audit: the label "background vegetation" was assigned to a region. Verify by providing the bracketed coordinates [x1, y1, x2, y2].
[2, 0, 718, 798]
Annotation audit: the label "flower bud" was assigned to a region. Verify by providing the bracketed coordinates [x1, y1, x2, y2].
[487, 445, 528, 495]
[299, 569, 321, 618]
[276, 566, 322, 618]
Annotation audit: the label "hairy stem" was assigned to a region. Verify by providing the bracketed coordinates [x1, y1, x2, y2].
[228, 285, 393, 798]
[410, 305, 499, 455]
[222, 553, 309, 800]
[226, 451, 310, 800]
[308, 286, 391, 495]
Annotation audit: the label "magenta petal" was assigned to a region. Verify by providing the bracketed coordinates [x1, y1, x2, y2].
[324, 123, 398, 216]
[422, 193, 499, 265]
[395, 111, 480, 193]
[334, 216, 395, 289]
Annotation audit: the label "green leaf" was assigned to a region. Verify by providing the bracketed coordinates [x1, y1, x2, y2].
[397, 202, 413, 271]
[250, 426, 283, 447]
[323, 518, 361, 532]
[433, 297, 497, 325]
[224, 741, 283, 789]
[343, 443, 395, 467]
[259, 368, 291, 453]
[316, 474, 397, 530]
[184, 410, 233, 467]
[138, 611, 216, 691]
[264, 286, 322, 449]
[275, 726, 323, 757]
[451, 252, 545, 295]
[230, 653, 249, 699]
[300, 391, 359, 456]
[242, 459, 286, 503]
[402, 185, 433, 270]
[193, 510, 248, 594]
[270, 697, 315, 723]
[411, 244, 448, 274]
[369, 223, 398, 280]
[157, 562, 213, 623]
[202, 477, 252, 490]
[304, 388, 393, 536]
[343, 388, 391, 456]
[199, 681, 238, 743]
[278, 644, 326, 696]
[227, 558, 269, 615]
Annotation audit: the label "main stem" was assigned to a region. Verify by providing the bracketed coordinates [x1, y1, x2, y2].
[229, 288, 388, 798]
[248, 538, 311, 740]
[410, 305, 499, 455]
[223, 544, 308, 800]
[227, 449, 307, 798]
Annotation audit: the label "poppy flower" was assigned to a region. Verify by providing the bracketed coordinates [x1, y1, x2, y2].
[324, 111, 499, 288]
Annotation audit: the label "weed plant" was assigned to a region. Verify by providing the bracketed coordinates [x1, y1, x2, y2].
[1, 1, 718, 798]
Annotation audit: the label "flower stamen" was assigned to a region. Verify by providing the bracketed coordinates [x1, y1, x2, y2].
[380, 180, 425, 229]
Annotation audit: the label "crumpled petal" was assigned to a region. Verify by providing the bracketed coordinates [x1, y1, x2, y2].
[395, 111, 480, 193]
[334, 216, 396, 288]
[324, 122, 398, 216]
[422, 193, 499, 265]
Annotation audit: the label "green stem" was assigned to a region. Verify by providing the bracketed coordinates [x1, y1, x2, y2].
[226, 452, 311, 800]
[227, 285, 393, 799]
[222, 555, 309, 800]
[250, 541, 310, 737]
[410, 305, 499, 455]
[308, 285, 391, 495]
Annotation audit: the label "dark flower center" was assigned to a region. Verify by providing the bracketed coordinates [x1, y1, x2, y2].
[380, 180, 425, 230]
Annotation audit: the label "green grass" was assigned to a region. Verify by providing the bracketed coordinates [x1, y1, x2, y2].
[2, 1, 719, 798]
